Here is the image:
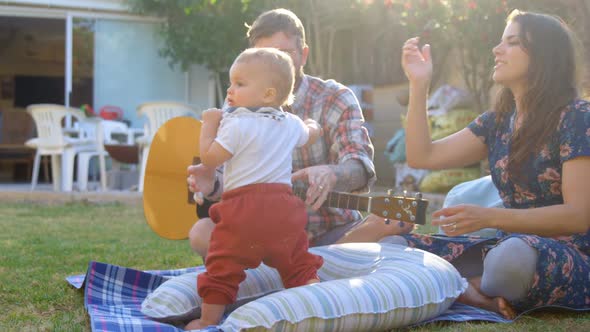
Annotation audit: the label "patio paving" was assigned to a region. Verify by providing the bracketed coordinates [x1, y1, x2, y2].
[0, 182, 444, 211]
[0, 182, 142, 205]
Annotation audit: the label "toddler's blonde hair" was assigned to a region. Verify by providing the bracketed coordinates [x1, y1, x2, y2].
[235, 48, 295, 106]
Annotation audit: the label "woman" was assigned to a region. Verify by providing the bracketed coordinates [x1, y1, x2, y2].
[378, 10, 589, 318]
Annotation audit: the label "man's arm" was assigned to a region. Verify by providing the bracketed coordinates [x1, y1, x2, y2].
[327, 90, 376, 192]
[322, 85, 376, 192]
[292, 85, 375, 209]
[302, 118, 323, 148]
[330, 159, 368, 192]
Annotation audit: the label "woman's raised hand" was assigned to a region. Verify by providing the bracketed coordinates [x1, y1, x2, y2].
[401, 37, 432, 85]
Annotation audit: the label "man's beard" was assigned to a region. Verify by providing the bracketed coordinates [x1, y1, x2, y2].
[294, 66, 305, 89]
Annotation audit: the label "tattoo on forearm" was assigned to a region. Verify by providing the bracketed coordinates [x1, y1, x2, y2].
[331, 159, 368, 192]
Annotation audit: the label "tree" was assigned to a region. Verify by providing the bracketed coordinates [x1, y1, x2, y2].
[446, 0, 510, 112]
[124, 0, 440, 89]
[125, 0, 587, 110]
[125, 0, 275, 105]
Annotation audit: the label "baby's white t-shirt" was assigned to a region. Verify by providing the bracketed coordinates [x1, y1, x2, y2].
[215, 107, 309, 191]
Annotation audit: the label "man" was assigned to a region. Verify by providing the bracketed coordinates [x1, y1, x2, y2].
[187, 8, 376, 257]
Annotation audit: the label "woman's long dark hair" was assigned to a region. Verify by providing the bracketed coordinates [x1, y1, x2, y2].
[493, 10, 581, 182]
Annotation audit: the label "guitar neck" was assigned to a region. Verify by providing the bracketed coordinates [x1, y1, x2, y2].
[292, 186, 370, 211]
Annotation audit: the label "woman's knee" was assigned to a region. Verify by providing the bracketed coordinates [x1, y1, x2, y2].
[189, 218, 215, 257]
[484, 237, 538, 272]
[481, 237, 538, 301]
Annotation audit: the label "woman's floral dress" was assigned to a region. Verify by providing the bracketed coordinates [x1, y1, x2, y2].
[403, 99, 590, 310]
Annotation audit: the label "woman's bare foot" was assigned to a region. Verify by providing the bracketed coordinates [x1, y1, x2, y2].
[457, 277, 517, 320]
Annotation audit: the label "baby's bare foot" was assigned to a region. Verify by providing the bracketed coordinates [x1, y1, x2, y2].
[185, 303, 225, 330]
[306, 278, 320, 285]
[184, 319, 209, 330]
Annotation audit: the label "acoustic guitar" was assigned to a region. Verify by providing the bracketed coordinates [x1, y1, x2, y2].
[143, 117, 428, 240]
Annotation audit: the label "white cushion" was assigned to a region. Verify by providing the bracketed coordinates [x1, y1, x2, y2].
[141, 243, 467, 330]
[439, 175, 501, 237]
[141, 264, 283, 322]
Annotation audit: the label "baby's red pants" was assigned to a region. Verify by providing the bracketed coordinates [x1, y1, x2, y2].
[197, 183, 323, 305]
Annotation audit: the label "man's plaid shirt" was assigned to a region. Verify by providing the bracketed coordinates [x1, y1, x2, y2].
[290, 75, 376, 243]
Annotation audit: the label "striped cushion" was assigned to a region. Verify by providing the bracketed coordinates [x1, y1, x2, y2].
[141, 264, 283, 322]
[142, 243, 467, 330]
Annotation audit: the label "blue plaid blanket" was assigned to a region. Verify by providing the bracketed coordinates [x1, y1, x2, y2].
[66, 261, 585, 331]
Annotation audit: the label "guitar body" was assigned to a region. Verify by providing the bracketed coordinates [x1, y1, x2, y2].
[143, 117, 201, 240]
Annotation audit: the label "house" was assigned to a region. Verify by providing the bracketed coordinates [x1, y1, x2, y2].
[0, 0, 213, 128]
[0, 0, 213, 182]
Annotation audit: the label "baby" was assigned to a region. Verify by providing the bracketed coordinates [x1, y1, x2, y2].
[185, 48, 324, 329]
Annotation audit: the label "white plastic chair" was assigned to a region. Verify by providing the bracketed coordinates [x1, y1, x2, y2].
[25, 104, 96, 191]
[76, 119, 132, 191]
[136, 102, 197, 192]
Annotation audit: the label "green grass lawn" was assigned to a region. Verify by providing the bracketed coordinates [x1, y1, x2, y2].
[1, 202, 589, 331]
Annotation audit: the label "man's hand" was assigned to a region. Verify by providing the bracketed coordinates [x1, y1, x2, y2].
[187, 164, 217, 205]
[292, 165, 337, 211]
[303, 119, 323, 147]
